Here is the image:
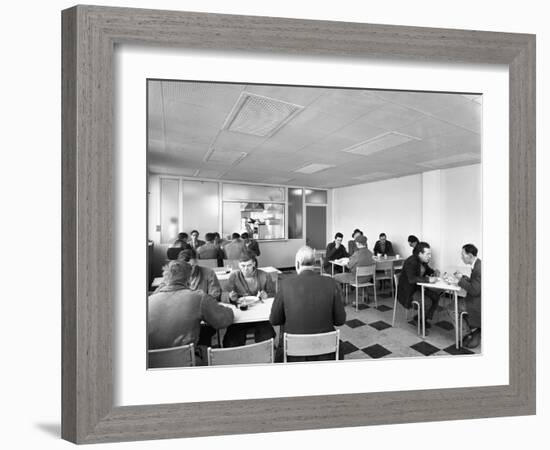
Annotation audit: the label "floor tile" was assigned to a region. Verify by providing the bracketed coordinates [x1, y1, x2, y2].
[361, 344, 392, 359]
[435, 320, 454, 331]
[340, 340, 360, 355]
[345, 318, 367, 329]
[369, 320, 392, 331]
[376, 304, 393, 312]
[443, 344, 474, 355]
[410, 341, 440, 356]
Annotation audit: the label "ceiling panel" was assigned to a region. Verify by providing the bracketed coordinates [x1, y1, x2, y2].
[148, 81, 482, 188]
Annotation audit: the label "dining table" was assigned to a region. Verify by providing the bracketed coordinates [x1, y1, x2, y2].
[329, 255, 405, 277]
[417, 278, 466, 349]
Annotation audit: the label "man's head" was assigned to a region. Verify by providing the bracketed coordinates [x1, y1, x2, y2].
[213, 232, 221, 241]
[231, 232, 241, 240]
[295, 246, 316, 274]
[408, 235, 419, 248]
[204, 232, 215, 243]
[416, 242, 432, 263]
[241, 232, 249, 241]
[238, 252, 257, 277]
[177, 232, 188, 242]
[352, 228, 363, 239]
[177, 248, 197, 265]
[355, 234, 368, 249]
[334, 232, 344, 245]
[461, 243, 478, 265]
[190, 230, 199, 240]
[162, 260, 192, 286]
[379, 233, 387, 243]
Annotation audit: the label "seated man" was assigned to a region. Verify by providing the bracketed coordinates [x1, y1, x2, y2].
[453, 243, 482, 348]
[323, 232, 349, 273]
[408, 234, 420, 255]
[148, 260, 233, 363]
[222, 253, 276, 347]
[166, 232, 191, 260]
[177, 248, 222, 302]
[189, 229, 205, 250]
[196, 232, 225, 261]
[333, 235, 374, 286]
[347, 228, 363, 256]
[270, 246, 346, 362]
[373, 233, 395, 257]
[241, 232, 261, 257]
[223, 232, 248, 261]
[396, 242, 441, 329]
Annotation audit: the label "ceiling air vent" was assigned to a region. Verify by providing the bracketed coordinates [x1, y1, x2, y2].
[222, 92, 304, 137]
[341, 132, 421, 156]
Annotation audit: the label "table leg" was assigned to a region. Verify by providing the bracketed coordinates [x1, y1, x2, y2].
[421, 285, 426, 338]
[454, 291, 459, 349]
[332, 264, 334, 277]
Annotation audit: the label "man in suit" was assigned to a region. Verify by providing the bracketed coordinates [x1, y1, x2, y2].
[270, 246, 346, 362]
[397, 242, 441, 330]
[166, 232, 191, 260]
[454, 244, 482, 348]
[196, 232, 225, 261]
[241, 232, 261, 257]
[323, 232, 349, 273]
[224, 232, 248, 261]
[222, 253, 276, 347]
[373, 233, 395, 256]
[189, 229, 205, 250]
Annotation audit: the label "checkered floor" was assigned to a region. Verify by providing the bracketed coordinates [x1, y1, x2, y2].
[336, 290, 480, 359]
[276, 271, 480, 359]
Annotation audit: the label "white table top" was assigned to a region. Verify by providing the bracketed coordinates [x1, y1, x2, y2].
[221, 297, 274, 324]
[417, 279, 464, 293]
[330, 256, 404, 268]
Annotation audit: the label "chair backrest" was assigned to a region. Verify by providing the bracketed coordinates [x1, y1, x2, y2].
[198, 258, 218, 269]
[223, 259, 240, 270]
[394, 273, 400, 289]
[376, 260, 394, 271]
[208, 339, 274, 366]
[284, 330, 340, 362]
[148, 343, 195, 369]
[356, 264, 376, 278]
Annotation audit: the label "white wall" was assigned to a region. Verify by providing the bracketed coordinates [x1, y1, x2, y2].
[333, 173, 423, 255]
[2, 1, 547, 450]
[333, 164, 481, 272]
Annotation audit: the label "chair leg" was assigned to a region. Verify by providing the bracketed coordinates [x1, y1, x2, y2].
[373, 283, 378, 308]
[392, 294, 398, 326]
[355, 285, 359, 312]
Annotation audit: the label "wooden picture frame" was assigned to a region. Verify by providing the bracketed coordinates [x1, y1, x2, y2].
[61, 5, 536, 444]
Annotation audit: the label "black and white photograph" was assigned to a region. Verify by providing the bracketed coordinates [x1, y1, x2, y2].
[146, 79, 483, 367]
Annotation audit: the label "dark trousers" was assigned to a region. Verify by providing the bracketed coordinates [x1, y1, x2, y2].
[412, 289, 441, 319]
[198, 324, 217, 347]
[222, 321, 275, 347]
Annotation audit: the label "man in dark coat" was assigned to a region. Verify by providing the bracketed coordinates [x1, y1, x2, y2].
[270, 246, 346, 362]
[397, 242, 440, 328]
[347, 229, 363, 256]
[241, 232, 261, 257]
[323, 232, 349, 273]
[373, 233, 395, 256]
[454, 243, 482, 348]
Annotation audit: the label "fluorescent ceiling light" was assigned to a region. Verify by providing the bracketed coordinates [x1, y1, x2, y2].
[416, 152, 480, 169]
[341, 132, 421, 156]
[294, 163, 334, 174]
[223, 92, 304, 137]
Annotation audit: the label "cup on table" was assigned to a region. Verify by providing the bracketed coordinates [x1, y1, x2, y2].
[395, 254, 400, 259]
[384, 254, 387, 259]
[428, 276, 437, 283]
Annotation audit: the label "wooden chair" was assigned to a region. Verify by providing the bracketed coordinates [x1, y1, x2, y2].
[374, 259, 395, 298]
[148, 343, 196, 369]
[391, 273, 420, 334]
[311, 250, 326, 274]
[349, 265, 376, 311]
[283, 330, 340, 362]
[207, 338, 274, 366]
[198, 258, 218, 269]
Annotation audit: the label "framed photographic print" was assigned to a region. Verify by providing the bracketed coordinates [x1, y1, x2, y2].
[62, 5, 536, 444]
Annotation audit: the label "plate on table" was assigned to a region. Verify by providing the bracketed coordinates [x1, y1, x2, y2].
[238, 295, 261, 307]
